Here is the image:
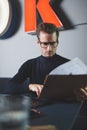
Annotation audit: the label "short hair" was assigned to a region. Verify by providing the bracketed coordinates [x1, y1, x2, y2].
[36, 22, 59, 42]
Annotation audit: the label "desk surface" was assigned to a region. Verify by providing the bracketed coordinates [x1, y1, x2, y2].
[72, 101, 87, 130]
[30, 101, 85, 130]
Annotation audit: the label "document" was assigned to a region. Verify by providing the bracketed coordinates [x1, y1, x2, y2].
[50, 57, 87, 75]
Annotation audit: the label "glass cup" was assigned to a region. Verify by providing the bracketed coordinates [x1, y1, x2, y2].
[0, 95, 30, 130]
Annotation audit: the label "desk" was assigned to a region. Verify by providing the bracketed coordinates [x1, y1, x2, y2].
[30, 101, 84, 130]
[0, 93, 87, 130]
[72, 101, 87, 130]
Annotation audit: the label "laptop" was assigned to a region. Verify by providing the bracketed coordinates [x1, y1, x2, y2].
[31, 74, 87, 109]
[39, 74, 87, 100]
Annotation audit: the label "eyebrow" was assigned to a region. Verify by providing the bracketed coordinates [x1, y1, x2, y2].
[40, 41, 56, 44]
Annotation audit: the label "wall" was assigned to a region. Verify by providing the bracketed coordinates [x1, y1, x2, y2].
[0, 0, 87, 77]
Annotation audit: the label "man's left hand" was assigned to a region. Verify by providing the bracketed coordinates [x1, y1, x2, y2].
[74, 86, 87, 101]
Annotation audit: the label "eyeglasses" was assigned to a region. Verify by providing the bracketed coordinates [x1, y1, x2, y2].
[39, 40, 58, 48]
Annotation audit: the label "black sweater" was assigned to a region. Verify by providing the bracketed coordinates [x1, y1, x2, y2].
[5, 54, 69, 95]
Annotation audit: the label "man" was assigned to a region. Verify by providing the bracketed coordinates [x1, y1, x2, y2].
[4, 23, 87, 100]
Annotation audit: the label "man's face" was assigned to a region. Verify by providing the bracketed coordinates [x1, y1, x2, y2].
[38, 31, 58, 57]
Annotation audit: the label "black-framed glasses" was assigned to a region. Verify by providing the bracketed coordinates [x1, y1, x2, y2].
[39, 40, 58, 48]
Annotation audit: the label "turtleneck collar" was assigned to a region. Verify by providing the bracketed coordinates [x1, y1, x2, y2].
[40, 53, 58, 61]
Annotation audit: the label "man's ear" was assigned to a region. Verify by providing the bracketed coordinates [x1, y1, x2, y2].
[37, 39, 40, 44]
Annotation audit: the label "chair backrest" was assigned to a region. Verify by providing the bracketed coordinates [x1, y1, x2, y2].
[0, 78, 11, 93]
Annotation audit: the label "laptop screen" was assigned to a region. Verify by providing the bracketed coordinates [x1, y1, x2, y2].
[39, 75, 87, 100]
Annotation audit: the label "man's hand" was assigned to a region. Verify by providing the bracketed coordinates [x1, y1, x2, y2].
[74, 86, 87, 101]
[29, 84, 44, 97]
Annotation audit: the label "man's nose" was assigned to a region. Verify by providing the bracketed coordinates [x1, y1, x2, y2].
[47, 44, 52, 50]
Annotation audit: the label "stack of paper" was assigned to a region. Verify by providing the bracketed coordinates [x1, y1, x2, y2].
[50, 57, 87, 75]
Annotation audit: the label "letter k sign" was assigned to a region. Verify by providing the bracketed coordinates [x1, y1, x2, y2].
[24, 0, 63, 33]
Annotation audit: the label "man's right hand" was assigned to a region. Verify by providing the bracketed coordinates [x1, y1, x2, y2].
[29, 84, 44, 97]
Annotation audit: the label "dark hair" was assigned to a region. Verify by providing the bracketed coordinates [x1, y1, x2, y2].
[36, 22, 59, 42]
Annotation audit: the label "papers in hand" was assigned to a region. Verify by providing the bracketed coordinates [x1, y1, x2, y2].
[50, 57, 87, 75]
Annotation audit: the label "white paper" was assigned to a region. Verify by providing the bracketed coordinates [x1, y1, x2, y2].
[50, 57, 87, 75]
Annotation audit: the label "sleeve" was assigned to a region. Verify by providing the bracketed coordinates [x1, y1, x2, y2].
[3, 60, 35, 95]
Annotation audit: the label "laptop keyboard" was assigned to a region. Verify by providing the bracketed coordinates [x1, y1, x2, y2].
[30, 97, 52, 108]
